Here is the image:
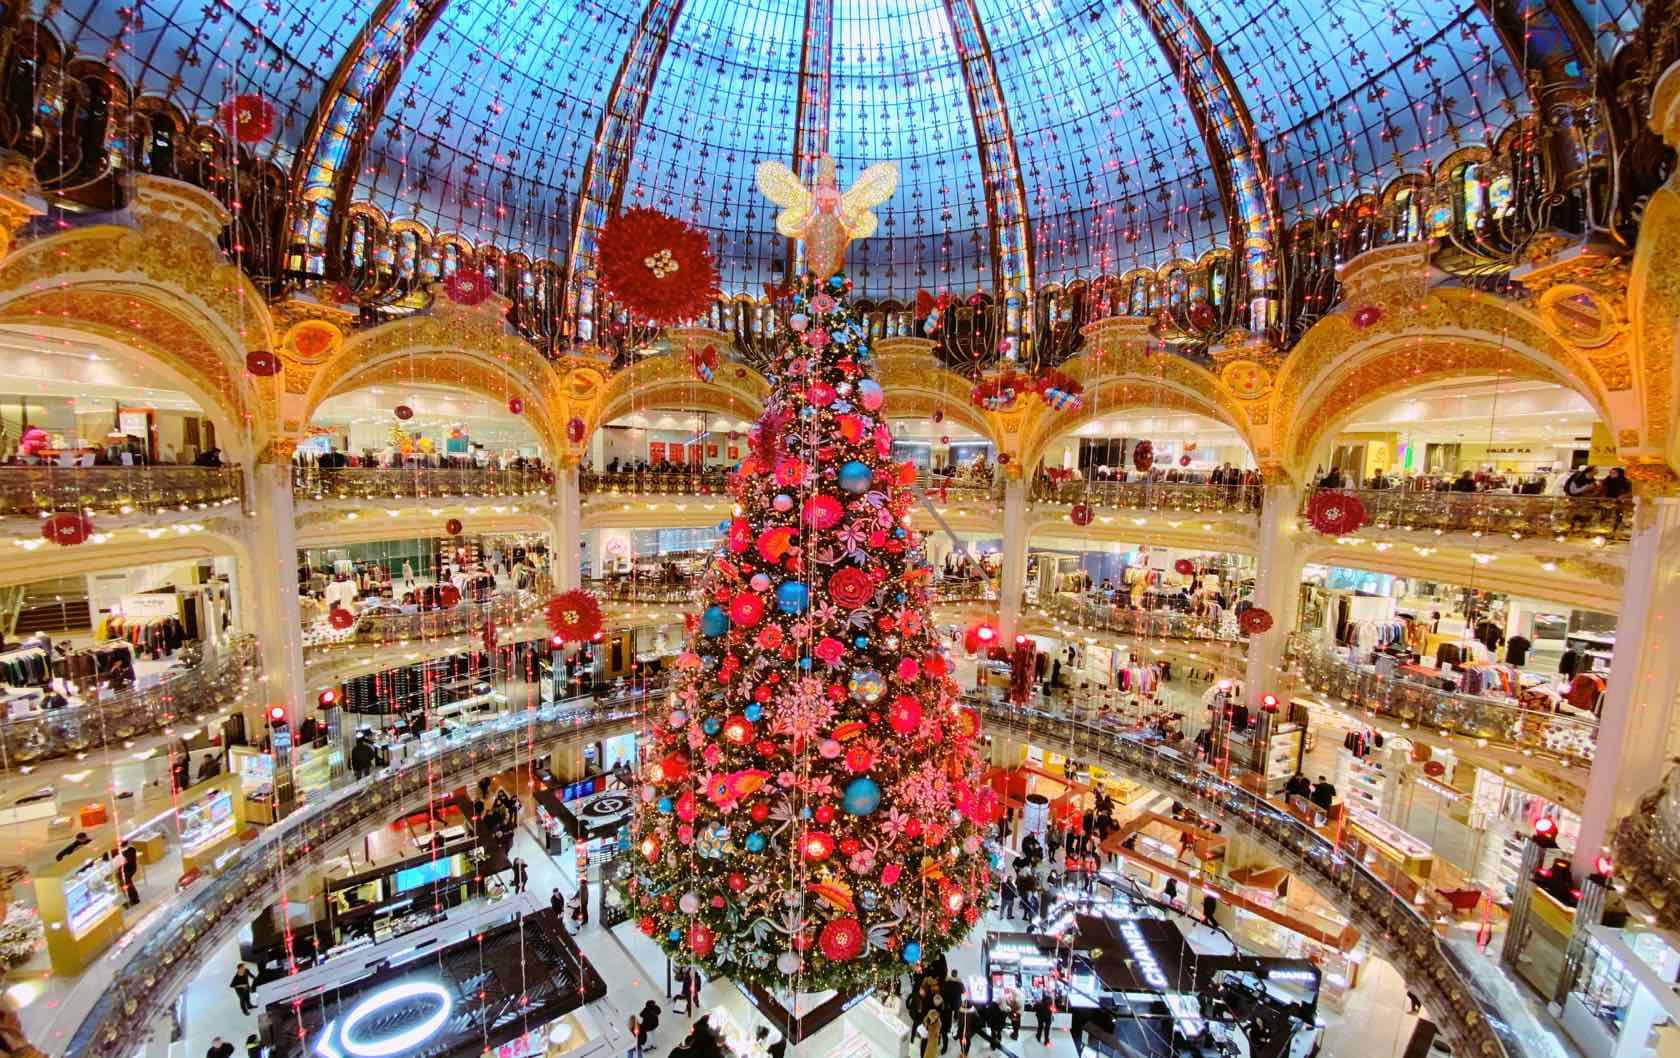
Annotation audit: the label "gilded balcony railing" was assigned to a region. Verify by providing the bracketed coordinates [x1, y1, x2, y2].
[0, 636, 258, 768]
[579, 470, 732, 496]
[591, 575, 997, 607]
[302, 576, 553, 650]
[0, 465, 244, 518]
[291, 466, 553, 501]
[1299, 486, 1632, 543]
[1027, 595, 1247, 645]
[1029, 478, 1262, 515]
[1285, 636, 1599, 762]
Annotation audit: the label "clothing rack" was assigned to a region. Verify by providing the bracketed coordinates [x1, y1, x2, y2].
[0, 645, 51, 688]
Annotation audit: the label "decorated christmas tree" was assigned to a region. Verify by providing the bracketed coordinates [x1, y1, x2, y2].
[629, 156, 993, 995]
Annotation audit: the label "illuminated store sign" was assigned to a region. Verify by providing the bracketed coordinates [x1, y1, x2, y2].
[1119, 921, 1170, 990]
[314, 981, 454, 1058]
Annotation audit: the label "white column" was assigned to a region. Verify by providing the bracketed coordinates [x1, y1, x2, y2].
[1244, 483, 1303, 708]
[999, 480, 1028, 637]
[553, 467, 582, 591]
[1576, 498, 1680, 871]
[244, 462, 305, 722]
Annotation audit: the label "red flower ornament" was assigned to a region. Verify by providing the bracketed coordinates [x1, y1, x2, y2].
[1069, 504, 1093, 527]
[1132, 440, 1154, 472]
[1239, 607, 1274, 635]
[41, 513, 93, 546]
[1174, 558, 1195, 576]
[245, 351, 280, 377]
[218, 94, 275, 143]
[1306, 491, 1368, 535]
[546, 590, 604, 643]
[818, 916, 865, 961]
[444, 269, 491, 306]
[827, 568, 873, 609]
[596, 208, 719, 325]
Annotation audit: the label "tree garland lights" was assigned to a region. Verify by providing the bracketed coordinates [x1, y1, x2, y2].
[630, 270, 992, 994]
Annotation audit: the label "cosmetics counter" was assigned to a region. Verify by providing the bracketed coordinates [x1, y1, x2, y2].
[33, 843, 125, 975]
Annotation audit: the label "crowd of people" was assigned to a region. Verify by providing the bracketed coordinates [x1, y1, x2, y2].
[1314, 463, 1632, 497]
[295, 444, 545, 473]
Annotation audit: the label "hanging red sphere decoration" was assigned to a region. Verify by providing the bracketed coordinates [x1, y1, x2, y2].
[245, 351, 280, 377]
[506, 396, 524, 415]
[1070, 504, 1093, 526]
[567, 416, 587, 444]
[445, 518, 463, 536]
[1179, 454, 1192, 467]
[932, 408, 944, 424]
[1174, 558, 1195, 576]
[443, 269, 492, 306]
[394, 404, 414, 421]
[1187, 299, 1218, 332]
[328, 608, 354, 631]
[218, 94, 276, 143]
[1239, 607, 1274, 635]
[40, 513, 93, 546]
[1306, 491, 1368, 535]
[596, 207, 720, 325]
[1132, 440, 1154, 471]
[545, 590, 604, 643]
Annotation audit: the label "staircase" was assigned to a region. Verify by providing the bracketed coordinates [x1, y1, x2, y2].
[5, 577, 91, 637]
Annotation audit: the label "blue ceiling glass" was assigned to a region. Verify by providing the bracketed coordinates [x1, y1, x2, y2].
[43, 0, 1642, 297]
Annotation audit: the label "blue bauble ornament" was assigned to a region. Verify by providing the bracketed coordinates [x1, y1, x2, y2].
[903, 942, 923, 965]
[744, 832, 767, 852]
[843, 777, 882, 816]
[776, 581, 809, 614]
[658, 797, 673, 813]
[743, 704, 763, 723]
[669, 928, 683, 942]
[838, 460, 873, 494]
[702, 717, 723, 736]
[700, 605, 728, 636]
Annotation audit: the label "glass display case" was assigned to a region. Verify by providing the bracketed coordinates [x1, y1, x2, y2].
[1563, 927, 1680, 1058]
[62, 861, 120, 940]
[179, 787, 237, 858]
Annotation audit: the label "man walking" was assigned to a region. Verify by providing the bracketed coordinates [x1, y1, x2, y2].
[230, 964, 256, 1016]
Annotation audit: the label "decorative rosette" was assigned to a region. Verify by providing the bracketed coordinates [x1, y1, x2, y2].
[1306, 490, 1368, 535]
[444, 269, 492, 306]
[545, 590, 604, 642]
[394, 404, 414, 421]
[506, 397, 524, 415]
[818, 916, 865, 961]
[596, 207, 719, 325]
[827, 568, 873, 609]
[40, 513, 93, 546]
[1239, 607, 1274, 635]
[1174, 558, 1195, 576]
[1131, 440, 1154, 471]
[245, 351, 280, 377]
[1069, 504, 1093, 526]
[218, 93, 275, 143]
[689, 344, 719, 382]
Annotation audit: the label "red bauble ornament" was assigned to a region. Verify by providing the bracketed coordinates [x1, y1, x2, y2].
[245, 351, 280, 377]
[1306, 490, 1368, 535]
[1070, 504, 1093, 526]
[1239, 607, 1275, 635]
[688, 924, 717, 958]
[545, 589, 604, 642]
[818, 917, 865, 961]
[445, 518, 463, 536]
[506, 397, 524, 415]
[1351, 304, 1384, 329]
[803, 832, 835, 861]
[1174, 558, 1195, 576]
[218, 94, 275, 143]
[444, 269, 492, 306]
[1187, 299, 1217, 331]
[394, 404, 414, 421]
[40, 513, 93, 546]
[328, 608, 353, 630]
[1132, 440, 1154, 471]
[1179, 455, 1192, 467]
[596, 207, 720, 325]
[567, 416, 586, 444]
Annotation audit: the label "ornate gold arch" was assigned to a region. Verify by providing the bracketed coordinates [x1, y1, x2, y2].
[588, 345, 770, 441]
[873, 340, 999, 447]
[0, 176, 275, 459]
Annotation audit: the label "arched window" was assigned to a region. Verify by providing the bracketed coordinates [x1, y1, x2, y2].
[1461, 163, 1486, 233]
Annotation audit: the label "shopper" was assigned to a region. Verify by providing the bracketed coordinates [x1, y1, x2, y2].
[1309, 776, 1337, 810]
[572, 877, 590, 927]
[940, 971, 964, 1052]
[629, 1012, 645, 1058]
[955, 998, 978, 1058]
[639, 999, 663, 1048]
[511, 857, 528, 894]
[1203, 891, 1219, 925]
[550, 887, 566, 919]
[999, 875, 1017, 920]
[230, 964, 256, 1015]
[1163, 877, 1178, 907]
[350, 734, 376, 780]
[673, 964, 702, 1015]
[1032, 992, 1053, 1045]
[120, 840, 141, 907]
[1407, 990, 1422, 1014]
[206, 1037, 235, 1058]
[920, 1007, 942, 1058]
[245, 1033, 262, 1058]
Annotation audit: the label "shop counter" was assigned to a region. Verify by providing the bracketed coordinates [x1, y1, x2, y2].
[176, 772, 245, 873]
[1344, 807, 1433, 880]
[34, 843, 124, 975]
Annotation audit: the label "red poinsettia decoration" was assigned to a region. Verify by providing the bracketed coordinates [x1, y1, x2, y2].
[545, 589, 604, 643]
[1132, 440, 1154, 471]
[218, 94, 275, 143]
[969, 369, 1031, 411]
[1239, 607, 1275, 635]
[1069, 504, 1093, 526]
[328, 608, 354, 630]
[394, 404, 414, 421]
[41, 513, 93, 546]
[245, 351, 280, 377]
[818, 916, 864, 961]
[1306, 491, 1368, 535]
[597, 208, 719, 325]
[1174, 558, 1195, 576]
[444, 269, 492, 306]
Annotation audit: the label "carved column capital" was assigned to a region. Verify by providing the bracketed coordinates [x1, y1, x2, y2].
[0, 149, 45, 260]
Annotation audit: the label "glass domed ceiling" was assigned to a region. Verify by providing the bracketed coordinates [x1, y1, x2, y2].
[56, 0, 1641, 299]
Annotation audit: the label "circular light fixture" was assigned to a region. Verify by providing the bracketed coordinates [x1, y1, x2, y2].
[317, 980, 454, 1057]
